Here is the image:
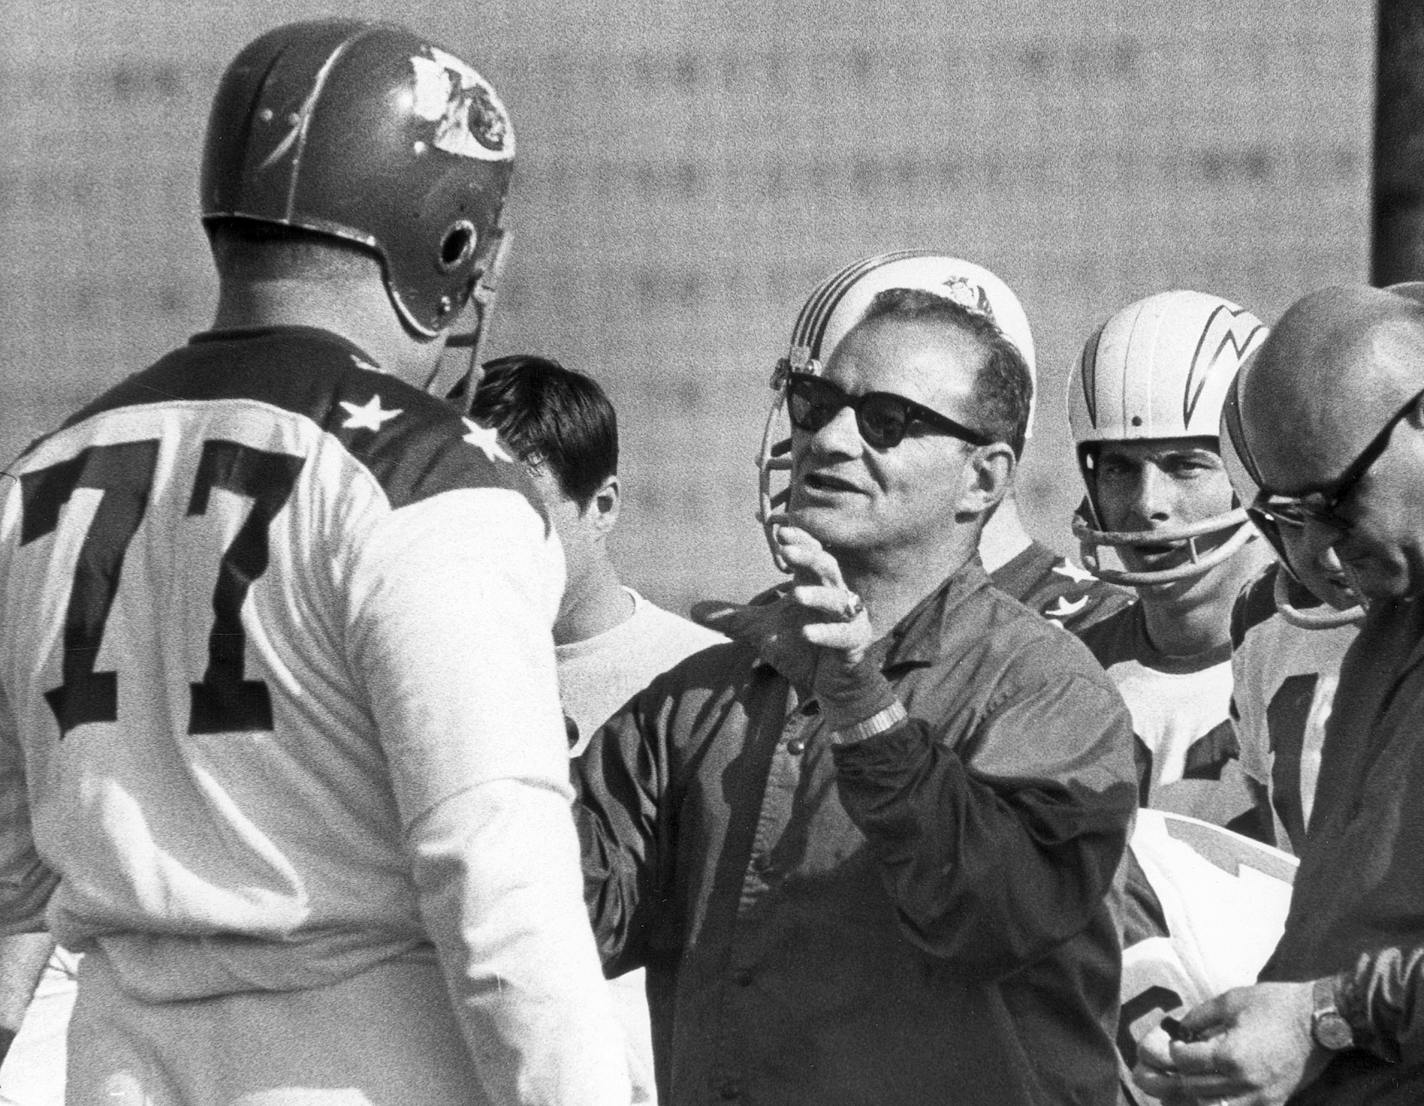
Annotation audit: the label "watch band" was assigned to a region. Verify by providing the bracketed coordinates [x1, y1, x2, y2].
[830, 700, 907, 745]
[1311, 975, 1355, 1051]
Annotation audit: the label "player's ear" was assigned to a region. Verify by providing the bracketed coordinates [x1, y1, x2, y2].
[954, 442, 1015, 517]
[586, 474, 620, 536]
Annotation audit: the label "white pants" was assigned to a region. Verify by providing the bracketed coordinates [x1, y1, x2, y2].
[607, 971, 655, 1106]
[67, 949, 482, 1105]
[0, 947, 80, 1106]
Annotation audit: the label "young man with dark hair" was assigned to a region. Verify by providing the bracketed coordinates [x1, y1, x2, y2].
[471, 355, 619, 504]
[471, 355, 721, 1105]
[471, 355, 724, 754]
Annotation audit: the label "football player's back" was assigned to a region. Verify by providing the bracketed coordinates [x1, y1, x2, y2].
[0, 19, 629, 1105]
[0, 335, 533, 988]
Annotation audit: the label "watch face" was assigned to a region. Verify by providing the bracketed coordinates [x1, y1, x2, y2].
[1313, 1010, 1354, 1051]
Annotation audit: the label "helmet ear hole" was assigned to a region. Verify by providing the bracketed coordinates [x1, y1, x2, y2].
[439, 221, 478, 272]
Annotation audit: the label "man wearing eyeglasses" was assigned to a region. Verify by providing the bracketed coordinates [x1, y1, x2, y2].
[1219, 376, 1363, 860]
[1133, 283, 1424, 1106]
[574, 286, 1139, 1103]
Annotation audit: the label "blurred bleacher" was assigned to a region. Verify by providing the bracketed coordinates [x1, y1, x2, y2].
[0, 0, 1372, 611]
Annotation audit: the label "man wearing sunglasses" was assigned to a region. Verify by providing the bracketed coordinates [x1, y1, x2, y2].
[574, 283, 1138, 1103]
[1135, 283, 1424, 1106]
[757, 250, 1133, 638]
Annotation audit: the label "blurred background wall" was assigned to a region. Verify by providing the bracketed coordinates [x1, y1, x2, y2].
[0, 0, 1373, 611]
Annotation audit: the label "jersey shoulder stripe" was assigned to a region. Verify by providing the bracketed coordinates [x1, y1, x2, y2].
[27, 327, 537, 515]
[1180, 721, 1240, 782]
[1077, 602, 1142, 670]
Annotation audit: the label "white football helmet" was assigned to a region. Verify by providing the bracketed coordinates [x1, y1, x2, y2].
[1219, 365, 1364, 629]
[758, 250, 1035, 569]
[1067, 290, 1266, 586]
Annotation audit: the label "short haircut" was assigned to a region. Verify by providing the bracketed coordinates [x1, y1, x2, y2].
[470, 355, 618, 504]
[207, 217, 378, 283]
[856, 287, 1033, 457]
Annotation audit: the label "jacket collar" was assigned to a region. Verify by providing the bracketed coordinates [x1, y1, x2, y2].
[878, 557, 992, 670]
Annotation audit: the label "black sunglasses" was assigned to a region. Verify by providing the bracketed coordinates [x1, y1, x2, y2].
[1252, 387, 1424, 531]
[784, 371, 992, 451]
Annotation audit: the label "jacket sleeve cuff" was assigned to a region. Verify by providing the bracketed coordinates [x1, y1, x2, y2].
[1339, 950, 1406, 1062]
[817, 668, 899, 734]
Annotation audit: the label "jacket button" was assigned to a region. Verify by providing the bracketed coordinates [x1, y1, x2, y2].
[786, 737, 806, 755]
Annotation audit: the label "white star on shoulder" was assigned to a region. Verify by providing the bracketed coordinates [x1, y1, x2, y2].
[1051, 558, 1096, 584]
[1044, 595, 1090, 620]
[463, 418, 513, 463]
[340, 395, 404, 432]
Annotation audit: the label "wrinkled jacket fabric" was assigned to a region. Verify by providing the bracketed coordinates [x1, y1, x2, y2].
[576, 562, 1139, 1105]
[1261, 597, 1424, 1103]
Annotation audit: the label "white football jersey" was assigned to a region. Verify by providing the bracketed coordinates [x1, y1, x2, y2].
[0, 327, 573, 994]
[1080, 605, 1252, 829]
[1118, 810, 1297, 1103]
[1230, 564, 1357, 854]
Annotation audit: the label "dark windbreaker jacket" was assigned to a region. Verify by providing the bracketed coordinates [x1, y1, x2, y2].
[576, 560, 1139, 1105]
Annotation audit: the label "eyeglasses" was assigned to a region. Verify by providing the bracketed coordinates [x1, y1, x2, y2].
[784, 371, 992, 451]
[1252, 387, 1424, 531]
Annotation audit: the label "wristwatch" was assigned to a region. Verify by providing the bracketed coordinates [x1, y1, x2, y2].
[830, 701, 907, 745]
[1310, 975, 1355, 1051]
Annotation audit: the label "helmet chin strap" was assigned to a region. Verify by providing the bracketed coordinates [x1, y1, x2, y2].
[1273, 563, 1366, 630]
[427, 229, 510, 414]
[757, 356, 802, 573]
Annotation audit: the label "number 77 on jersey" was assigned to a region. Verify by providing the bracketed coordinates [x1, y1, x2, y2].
[17, 438, 305, 738]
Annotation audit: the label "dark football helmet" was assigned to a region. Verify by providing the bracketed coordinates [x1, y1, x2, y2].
[201, 19, 514, 349]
